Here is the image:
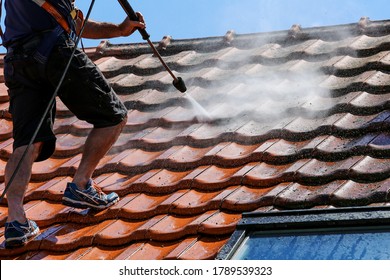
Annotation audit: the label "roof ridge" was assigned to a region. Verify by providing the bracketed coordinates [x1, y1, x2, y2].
[94, 18, 390, 58]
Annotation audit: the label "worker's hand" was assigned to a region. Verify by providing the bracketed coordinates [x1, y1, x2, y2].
[119, 12, 146, 37]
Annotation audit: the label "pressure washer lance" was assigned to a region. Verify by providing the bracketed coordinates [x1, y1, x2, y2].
[117, 0, 187, 93]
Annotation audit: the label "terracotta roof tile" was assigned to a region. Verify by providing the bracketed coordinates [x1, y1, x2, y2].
[2, 19, 390, 259]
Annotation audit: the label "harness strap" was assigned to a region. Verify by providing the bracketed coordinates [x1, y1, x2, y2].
[30, 0, 84, 63]
[32, 0, 83, 41]
[32, 0, 72, 34]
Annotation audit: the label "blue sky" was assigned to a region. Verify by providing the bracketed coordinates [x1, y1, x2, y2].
[0, 0, 388, 49]
[74, 0, 390, 47]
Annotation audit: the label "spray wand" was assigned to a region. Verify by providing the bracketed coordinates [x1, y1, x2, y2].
[117, 0, 187, 93]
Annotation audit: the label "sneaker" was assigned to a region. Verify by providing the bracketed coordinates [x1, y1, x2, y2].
[62, 179, 119, 210]
[5, 219, 40, 248]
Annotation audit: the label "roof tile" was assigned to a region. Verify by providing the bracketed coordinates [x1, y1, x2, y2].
[331, 180, 390, 206]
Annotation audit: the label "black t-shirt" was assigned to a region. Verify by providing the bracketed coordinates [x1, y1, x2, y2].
[3, 0, 74, 46]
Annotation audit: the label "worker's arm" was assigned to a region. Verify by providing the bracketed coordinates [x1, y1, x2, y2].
[78, 12, 145, 39]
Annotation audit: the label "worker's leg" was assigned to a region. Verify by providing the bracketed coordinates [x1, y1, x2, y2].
[72, 116, 127, 189]
[5, 142, 43, 223]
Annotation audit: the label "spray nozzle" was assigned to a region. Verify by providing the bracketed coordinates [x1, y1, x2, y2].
[173, 77, 187, 93]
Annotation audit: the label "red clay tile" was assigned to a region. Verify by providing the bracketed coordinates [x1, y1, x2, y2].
[164, 237, 198, 260]
[170, 187, 236, 215]
[161, 105, 199, 123]
[351, 34, 390, 51]
[199, 211, 241, 235]
[213, 142, 261, 166]
[303, 39, 344, 56]
[117, 148, 164, 170]
[59, 247, 104, 260]
[113, 243, 146, 260]
[126, 109, 156, 127]
[18, 200, 43, 220]
[242, 160, 309, 187]
[331, 179, 390, 207]
[166, 145, 214, 169]
[262, 139, 311, 163]
[26, 200, 69, 228]
[274, 181, 345, 209]
[188, 122, 242, 144]
[142, 169, 194, 194]
[350, 91, 390, 110]
[350, 156, 390, 181]
[148, 214, 206, 241]
[39, 220, 113, 252]
[0, 205, 8, 225]
[0, 119, 12, 140]
[24, 249, 87, 260]
[0, 138, 13, 159]
[97, 56, 129, 73]
[314, 135, 375, 160]
[370, 133, 390, 147]
[66, 194, 136, 225]
[34, 177, 70, 201]
[332, 54, 373, 71]
[321, 70, 374, 91]
[119, 193, 172, 219]
[31, 157, 76, 181]
[127, 240, 181, 260]
[96, 216, 170, 248]
[222, 184, 290, 212]
[0, 83, 9, 102]
[365, 71, 390, 87]
[141, 127, 185, 147]
[77, 246, 133, 260]
[283, 114, 343, 138]
[333, 113, 387, 133]
[177, 236, 230, 260]
[260, 43, 286, 59]
[94, 219, 149, 246]
[191, 165, 244, 191]
[297, 156, 363, 184]
[235, 120, 282, 141]
[93, 173, 140, 197]
[55, 134, 85, 157]
[134, 53, 176, 70]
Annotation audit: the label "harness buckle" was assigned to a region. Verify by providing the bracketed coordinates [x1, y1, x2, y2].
[69, 30, 78, 42]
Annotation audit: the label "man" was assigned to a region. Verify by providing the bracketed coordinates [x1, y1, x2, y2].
[2, 0, 145, 248]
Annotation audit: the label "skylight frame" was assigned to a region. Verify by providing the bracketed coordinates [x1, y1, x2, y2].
[216, 206, 390, 260]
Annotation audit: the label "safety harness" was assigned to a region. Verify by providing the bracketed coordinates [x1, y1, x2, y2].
[31, 0, 84, 42]
[0, 0, 84, 62]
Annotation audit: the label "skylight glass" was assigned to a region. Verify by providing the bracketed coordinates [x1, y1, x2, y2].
[217, 207, 390, 260]
[232, 227, 390, 260]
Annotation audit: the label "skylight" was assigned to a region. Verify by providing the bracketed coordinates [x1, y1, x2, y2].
[217, 206, 390, 260]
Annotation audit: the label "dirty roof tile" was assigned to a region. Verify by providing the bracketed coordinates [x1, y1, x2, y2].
[331, 179, 390, 206]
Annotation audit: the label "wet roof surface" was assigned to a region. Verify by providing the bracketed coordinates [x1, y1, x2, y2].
[0, 18, 390, 259]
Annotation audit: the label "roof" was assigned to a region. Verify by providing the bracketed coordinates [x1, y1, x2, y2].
[1, 17, 390, 260]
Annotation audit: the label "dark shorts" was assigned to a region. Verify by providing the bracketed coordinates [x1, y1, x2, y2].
[4, 37, 128, 162]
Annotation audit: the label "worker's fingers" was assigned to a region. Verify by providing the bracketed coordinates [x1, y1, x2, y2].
[120, 15, 146, 36]
[135, 12, 145, 23]
[131, 20, 146, 30]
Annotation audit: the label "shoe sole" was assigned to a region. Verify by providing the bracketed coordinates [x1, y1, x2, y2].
[62, 196, 119, 210]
